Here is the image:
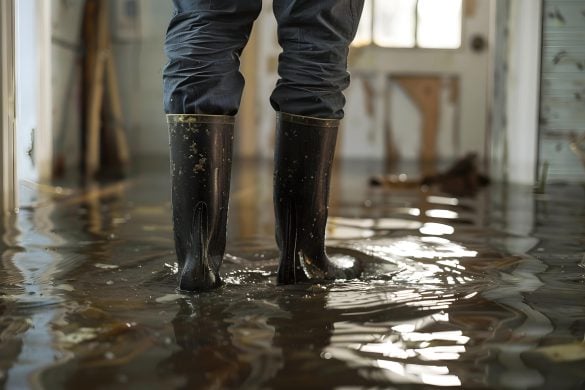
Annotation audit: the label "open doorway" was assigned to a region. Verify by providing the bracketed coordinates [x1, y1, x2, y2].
[343, 0, 490, 167]
[0, 0, 53, 214]
[0, 0, 17, 214]
[15, 0, 53, 207]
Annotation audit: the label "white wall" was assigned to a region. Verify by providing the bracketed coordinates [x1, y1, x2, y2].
[16, 0, 39, 183]
[341, 73, 386, 160]
[341, 73, 460, 160]
[15, 0, 52, 184]
[110, 0, 467, 161]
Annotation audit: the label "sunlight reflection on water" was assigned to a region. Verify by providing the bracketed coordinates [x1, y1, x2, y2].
[320, 234, 483, 386]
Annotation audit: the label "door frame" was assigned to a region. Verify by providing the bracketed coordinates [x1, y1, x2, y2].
[35, 0, 54, 182]
[501, 0, 543, 185]
[1, 0, 17, 214]
[347, 0, 493, 161]
[1, 0, 53, 214]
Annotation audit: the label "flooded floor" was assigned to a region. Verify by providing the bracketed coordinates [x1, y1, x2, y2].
[1, 158, 584, 389]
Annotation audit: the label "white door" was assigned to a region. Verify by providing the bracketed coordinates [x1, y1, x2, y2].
[343, 0, 492, 163]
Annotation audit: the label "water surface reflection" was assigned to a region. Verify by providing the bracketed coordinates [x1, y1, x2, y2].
[0, 160, 584, 389]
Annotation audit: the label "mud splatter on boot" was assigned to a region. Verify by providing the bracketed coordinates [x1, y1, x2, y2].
[168, 114, 234, 291]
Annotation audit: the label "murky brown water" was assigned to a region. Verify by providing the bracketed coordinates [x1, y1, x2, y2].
[1, 159, 584, 389]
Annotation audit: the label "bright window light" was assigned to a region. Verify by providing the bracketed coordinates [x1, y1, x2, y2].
[353, 0, 373, 47]
[352, 0, 463, 49]
[417, 0, 462, 49]
[374, 0, 417, 48]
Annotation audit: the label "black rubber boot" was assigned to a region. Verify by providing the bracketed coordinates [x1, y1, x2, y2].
[273, 112, 361, 284]
[168, 114, 234, 292]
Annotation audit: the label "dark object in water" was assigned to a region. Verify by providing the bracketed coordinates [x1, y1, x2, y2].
[422, 153, 490, 196]
[369, 174, 420, 189]
[273, 112, 362, 284]
[370, 153, 490, 196]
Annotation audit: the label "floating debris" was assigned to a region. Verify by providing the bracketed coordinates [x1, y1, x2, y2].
[370, 153, 490, 197]
[529, 342, 585, 363]
[59, 327, 99, 345]
[155, 294, 185, 303]
[164, 262, 178, 274]
[55, 284, 74, 292]
[94, 263, 119, 270]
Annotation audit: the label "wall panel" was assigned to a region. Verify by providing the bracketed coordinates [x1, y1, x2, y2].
[539, 0, 585, 182]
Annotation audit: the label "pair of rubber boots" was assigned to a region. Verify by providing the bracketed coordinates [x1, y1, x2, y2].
[168, 112, 359, 292]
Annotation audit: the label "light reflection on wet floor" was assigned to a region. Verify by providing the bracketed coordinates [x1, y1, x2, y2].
[1, 159, 584, 389]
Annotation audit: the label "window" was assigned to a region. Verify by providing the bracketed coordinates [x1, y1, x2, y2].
[353, 0, 463, 49]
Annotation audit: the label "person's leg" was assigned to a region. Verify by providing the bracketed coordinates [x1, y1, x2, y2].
[164, 0, 261, 115]
[271, 0, 364, 119]
[163, 0, 261, 291]
[272, 0, 364, 284]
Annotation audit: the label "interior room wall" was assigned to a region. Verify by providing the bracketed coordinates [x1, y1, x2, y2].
[14, 0, 52, 188]
[253, 1, 280, 159]
[16, 0, 39, 183]
[342, 73, 460, 161]
[538, 0, 585, 183]
[49, 0, 172, 170]
[47, 0, 494, 171]
[47, 0, 582, 186]
[110, 0, 172, 158]
[51, 0, 84, 174]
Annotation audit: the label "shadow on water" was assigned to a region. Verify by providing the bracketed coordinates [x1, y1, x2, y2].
[0, 159, 584, 389]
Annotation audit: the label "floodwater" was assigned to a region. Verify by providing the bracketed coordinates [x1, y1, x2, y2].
[1, 158, 584, 389]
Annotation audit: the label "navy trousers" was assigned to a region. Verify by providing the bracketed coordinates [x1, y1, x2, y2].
[163, 0, 364, 119]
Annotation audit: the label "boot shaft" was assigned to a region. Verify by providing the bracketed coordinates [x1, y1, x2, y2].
[168, 114, 234, 291]
[273, 112, 339, 283]
[273, 112, 339, 207]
